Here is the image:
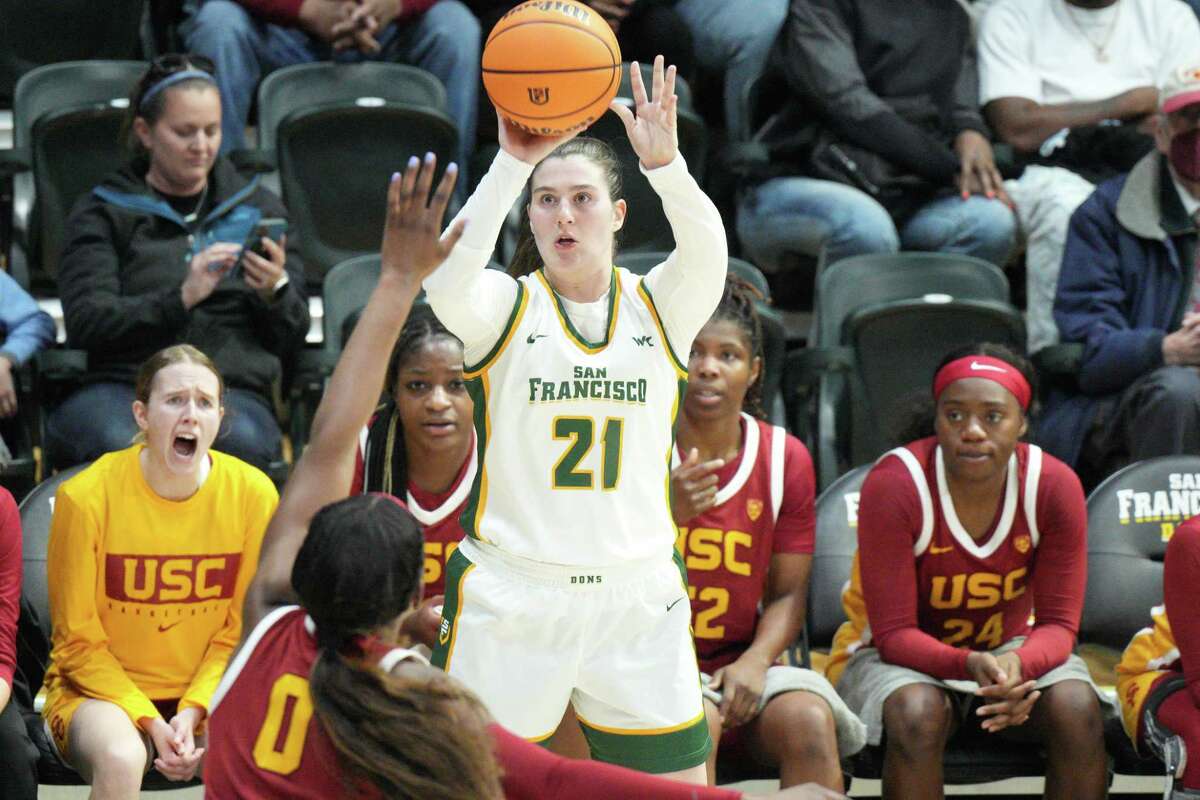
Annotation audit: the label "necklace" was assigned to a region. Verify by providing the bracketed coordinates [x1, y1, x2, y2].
[1063, 0, 1122, 63]
[182, 183, 209, 224]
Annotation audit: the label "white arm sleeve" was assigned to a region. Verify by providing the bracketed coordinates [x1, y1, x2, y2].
[641, 154, 728, 358]
[423, 150, 534, 363]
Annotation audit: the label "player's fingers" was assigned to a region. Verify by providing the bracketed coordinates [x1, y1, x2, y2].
[429, 161, 459, 217]
[386, 169, 403, 221]
[663, 63, 677, 106]
[693, 472, 720, 490]
[651, 55, 665, 103]
[682, 447, 700, 469]
[413, 152, 438, 211]
[698, 457, 725, 475]
[609, 100, 637, 138]
[629, 60, 648, 107]
[398, 155, 422, 212]
[436, 218, 468, 261]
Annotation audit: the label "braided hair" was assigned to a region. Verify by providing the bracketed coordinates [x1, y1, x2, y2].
[361, 304, 464, 495]
[704, 275, 768, 420]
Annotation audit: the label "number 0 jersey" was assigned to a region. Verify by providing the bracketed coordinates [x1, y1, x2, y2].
[461, 266, 687, 566]
[204, 606, 423, 799]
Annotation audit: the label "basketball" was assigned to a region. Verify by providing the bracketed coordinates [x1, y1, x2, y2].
[482, 0, 622, 136]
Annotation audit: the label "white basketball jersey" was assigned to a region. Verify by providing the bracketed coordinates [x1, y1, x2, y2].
[460, 267, 688, 566]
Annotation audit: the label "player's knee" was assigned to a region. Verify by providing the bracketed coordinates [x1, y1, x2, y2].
[1038, 680, 1103, 748]
[777, 694, 838, 762]
[882, 684, 952, 755]
[90, 735, 148, 789]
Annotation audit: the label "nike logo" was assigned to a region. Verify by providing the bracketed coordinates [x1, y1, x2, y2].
[970, 361, 1006, 373]
[666, 597, 686, 612]
[526, 333, 548, 344]
[158, 621, 182, 633]
[929, 545, 955, 555]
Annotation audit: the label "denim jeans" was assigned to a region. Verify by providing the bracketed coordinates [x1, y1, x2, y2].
[45, 382, 283, 473]
[736, 176, 1017, 271]
[183, 0, 480, 172]
[675, 0, 787, 141]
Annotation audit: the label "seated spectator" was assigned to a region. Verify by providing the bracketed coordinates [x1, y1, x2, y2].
[38, 344, 276, 798]
[979, 0, 1200, 355]
[350, 303, 474, 604]
[47, 55, 310, 473]
[0, 488, 37, 800]
[670, 278, 864, 791]
[674, 0, 786, 142]
[0, 270, 55, 466]
[736, 0, 1016, 275]
[1042, 65, 1200, 488]
[182, 0, 480, 173]
[826, 343, 1107, 799]
[1117, 516, 1200, 799]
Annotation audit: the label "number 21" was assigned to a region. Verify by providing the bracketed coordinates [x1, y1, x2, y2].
[552, 416, 623, 490]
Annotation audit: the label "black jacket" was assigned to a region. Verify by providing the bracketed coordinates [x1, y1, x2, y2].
[763, 0, 986, 187]
[58, 156, 310, 400]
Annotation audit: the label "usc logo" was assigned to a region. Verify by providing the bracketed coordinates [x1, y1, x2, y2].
[104, 553, 242, 604]
[675, 527, 753, 575]
[929, 567, 1027, 611]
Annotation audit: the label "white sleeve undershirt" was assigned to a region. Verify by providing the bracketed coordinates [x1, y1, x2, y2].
[423, 150, 727, 365]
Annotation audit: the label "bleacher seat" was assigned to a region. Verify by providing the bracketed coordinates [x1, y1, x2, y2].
[1081, 455, 1200, 778]
[18, 463, 201, 788]
[240, 62, 458, 289]
[785, 252, 1025, 490]
[1, 61, 146, 293]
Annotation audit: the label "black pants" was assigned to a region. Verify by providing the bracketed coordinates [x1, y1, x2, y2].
[0, 696, 38, 800]
[1079, 365, 1200, 489]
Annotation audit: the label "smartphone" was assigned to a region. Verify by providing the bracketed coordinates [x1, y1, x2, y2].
[235, 217, 288, 279]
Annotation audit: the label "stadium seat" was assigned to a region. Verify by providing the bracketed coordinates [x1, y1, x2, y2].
[237, 62, 458, 289]
[17, 463, 201, 789]
[808, 465, 1052, 783]
[1080, 455, 1200, 778]
[786, 252, 1025, 490]
[612, 252, 788, 425]
[569, 62, 708, 253]
[0, 60, 146, 293]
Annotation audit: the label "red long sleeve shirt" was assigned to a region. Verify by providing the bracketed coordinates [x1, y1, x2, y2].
[827, 439, 1086, 684]
[0, 488, 21, 687]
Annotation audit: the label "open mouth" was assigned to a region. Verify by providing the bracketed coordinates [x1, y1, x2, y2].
[555, 235, 577, 249]
[423, 420, 457, 436]
[690, 387, 723, 405]
[173, 434, 198, 458]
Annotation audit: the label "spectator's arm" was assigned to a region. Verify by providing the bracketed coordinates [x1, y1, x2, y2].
[1014, 459, 1086, 679]
[250, 196, 311, 355]
[977, 0, 1156, 152]
[0, 490, 21, 695]
[58, 203, 190, 353]
[46, 487, 159, 726]
[1054, 194, 1166, 395]
[0, 271, 55, 366]
[950, 35, 989, 137]
[777, 1, 959, 184]
[180, 479, 277, 716]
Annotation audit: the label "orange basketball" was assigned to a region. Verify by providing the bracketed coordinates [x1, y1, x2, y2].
[482, 1, 622, 136]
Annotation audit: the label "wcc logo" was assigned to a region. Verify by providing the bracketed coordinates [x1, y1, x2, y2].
[528, 87, 551, 106]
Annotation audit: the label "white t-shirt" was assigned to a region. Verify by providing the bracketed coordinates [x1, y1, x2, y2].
[979, 0, 1200, 106]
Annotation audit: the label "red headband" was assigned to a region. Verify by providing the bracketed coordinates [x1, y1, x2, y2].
[932, 355, 1031, 411]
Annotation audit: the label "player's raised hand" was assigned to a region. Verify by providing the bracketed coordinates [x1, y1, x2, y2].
[670, 448, 724, 524]
[380, 153, 465, 290]
[610, 55, 678, 171]
[495, 111, 581, 166]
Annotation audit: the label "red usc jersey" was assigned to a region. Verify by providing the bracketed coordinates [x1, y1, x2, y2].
[828, 438, 1086, 684]
[674, 414, 815, 674]
[205, 606, 422, 799]
[352, 429, 477, 597]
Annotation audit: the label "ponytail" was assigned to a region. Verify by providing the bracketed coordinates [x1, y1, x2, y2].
[309, 649, 504, 799]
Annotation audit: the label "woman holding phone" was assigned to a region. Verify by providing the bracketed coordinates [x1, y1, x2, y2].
[48, 53, 309, 473]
